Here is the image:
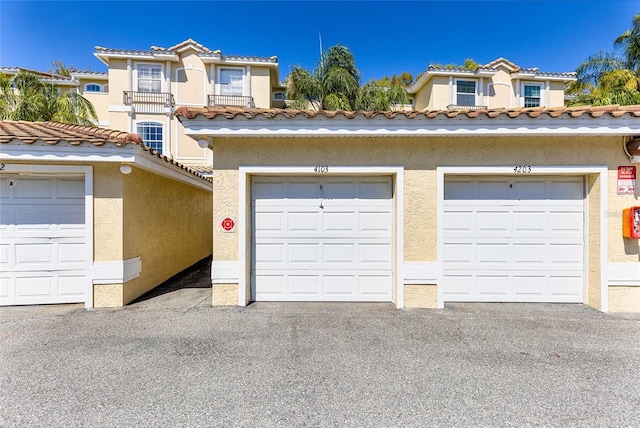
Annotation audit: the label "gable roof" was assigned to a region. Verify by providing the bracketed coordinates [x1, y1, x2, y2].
[407, 57, 576, 94]
[0, 121, 211, 181]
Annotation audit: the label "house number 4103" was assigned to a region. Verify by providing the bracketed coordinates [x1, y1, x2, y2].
[314, 165, 329, 173]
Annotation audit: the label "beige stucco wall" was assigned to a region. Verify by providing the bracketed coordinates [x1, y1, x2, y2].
[92, 163, 212, 307]
[250, 66, 272, 108]
[93, 163, 124, 261]
[120, 167, 212, 305]
[174, 52, 208, 107]
[412, 70, 569, 110]
[212, 283, 239, 306]
[211, 135, 639, 309]
[608, 286, 640, 312]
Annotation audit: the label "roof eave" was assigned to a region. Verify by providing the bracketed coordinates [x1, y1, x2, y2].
[178, 114, 640, 138]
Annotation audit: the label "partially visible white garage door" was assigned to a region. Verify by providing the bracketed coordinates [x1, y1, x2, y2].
[252, 177, 393, 301]
[0, 175, 87, 305]
[443, 176, 584, 303]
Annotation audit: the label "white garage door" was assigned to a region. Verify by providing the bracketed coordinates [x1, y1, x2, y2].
[443, 176, 584, 303]
[0, 175, 87, 305]
[252, 177, 393, 301]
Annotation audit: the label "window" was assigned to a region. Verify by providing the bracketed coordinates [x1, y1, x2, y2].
[84, 83, 102, 92]
[137, 122, 163, 153]
[220, 68, 243, 96]
[523, 84, 542, 107]
[137, 64, 162, 92]
[272, 91, 285, 101]
[456, 80, 476, 106]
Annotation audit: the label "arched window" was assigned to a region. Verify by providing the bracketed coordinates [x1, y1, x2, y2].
[136, 122, 163, 154]
[84, 83, 102, 92]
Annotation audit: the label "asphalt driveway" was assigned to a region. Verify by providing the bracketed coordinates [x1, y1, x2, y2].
[1, 269, 639, 427]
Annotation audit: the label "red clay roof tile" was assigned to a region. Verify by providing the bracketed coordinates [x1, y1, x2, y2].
[0, 121, 211, 182]
[174, 105, 640, 122]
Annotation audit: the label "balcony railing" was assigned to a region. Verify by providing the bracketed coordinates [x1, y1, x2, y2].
[123, 91, 175, 106]
[208, 94, 255, 108]
[447, 104, 488, 111]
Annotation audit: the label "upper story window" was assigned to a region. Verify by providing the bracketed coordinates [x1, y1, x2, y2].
[219, 68, 244, 96]
[84, 83, 103, 92]
[272, 91, 285, 101]
[456, 80, 476, 106]
[137, 64, 162, 93]
[523, 83, 542, 107]
[137, 122, 163, 154]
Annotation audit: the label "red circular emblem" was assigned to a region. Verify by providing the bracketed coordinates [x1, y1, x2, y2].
[221, 217, 235, 231]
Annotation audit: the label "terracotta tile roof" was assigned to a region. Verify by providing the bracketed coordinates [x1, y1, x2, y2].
[96, 39, 277, 64]
[0, 67, 74, 81]
[174, 105, 640, 121]
[0, 121, 142, 145]
[0, 121, 211, 182]
[484, 57, 521, 71]
[184, 164, 214, 175]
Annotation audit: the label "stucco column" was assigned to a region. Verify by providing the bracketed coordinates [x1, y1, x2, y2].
[246, 65, 252, 98]
[126, 59, 132, 91]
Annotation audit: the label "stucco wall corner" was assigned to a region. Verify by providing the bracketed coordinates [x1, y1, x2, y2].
[404, 284, 438, 309]
[212, 283, 239, 306]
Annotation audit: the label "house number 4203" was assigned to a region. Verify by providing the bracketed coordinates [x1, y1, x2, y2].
[314, 165, 329, 173]
[514, 165, 532, 173]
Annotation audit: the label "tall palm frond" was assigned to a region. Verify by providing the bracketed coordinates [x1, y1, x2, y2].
[614, 13, 640, 72]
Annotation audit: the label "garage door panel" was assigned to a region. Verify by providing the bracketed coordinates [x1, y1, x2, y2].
[477, 275, 510, 296]
[252, 177, 393, 302]
[287, 244, 320, 263]
[323, 212, 355, 231]
[289, 276, 321, 295]
[14, 178, 53, 198]
[443, 176, 584, 303]
[288, 212, 320, 231]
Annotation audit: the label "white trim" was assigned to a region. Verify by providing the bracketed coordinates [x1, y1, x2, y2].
[238, 165, 405, 308]
[98, 120, 109, 126]
[0, 142, 210, 191]
[133, 146, 212, 191]
[521, 81, 545, 108]
[134, 120, 165, 154]
[211, 261, 240, 284]
[216, 66, 245, 97]
[436, 165, 609, 310]
[133, 62, 164, 92]
[607, 263, 640, 286]
[93, 256, 142, 285]
[403, 262, 438, 284]
[108, 105, 133, 112]
[182, 114, 640, 138]
[453, 78, 478, 107]
[0, 164, 94, 308]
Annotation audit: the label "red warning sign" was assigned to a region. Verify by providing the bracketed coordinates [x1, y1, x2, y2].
[220, 217, 236, 232]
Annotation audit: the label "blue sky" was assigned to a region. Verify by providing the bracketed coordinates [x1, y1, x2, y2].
[0, 1, 638, 83]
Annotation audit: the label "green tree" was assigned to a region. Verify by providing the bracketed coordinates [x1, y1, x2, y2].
[286, 44, 411, 111]
[0, 70, 97, 125]
[286, 44, 361, 110]
[568, 13, 640, 106]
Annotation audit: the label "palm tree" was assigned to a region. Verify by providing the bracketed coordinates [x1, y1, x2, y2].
[286, 44, 409, 111]
[568, 14, 640, 106]
[0, 70, 98, 125]
[286, 44, 361, 110]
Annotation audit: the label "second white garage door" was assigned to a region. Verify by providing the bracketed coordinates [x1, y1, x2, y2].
[252, 177, 393, 301]
[443, 176, 585, 303]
